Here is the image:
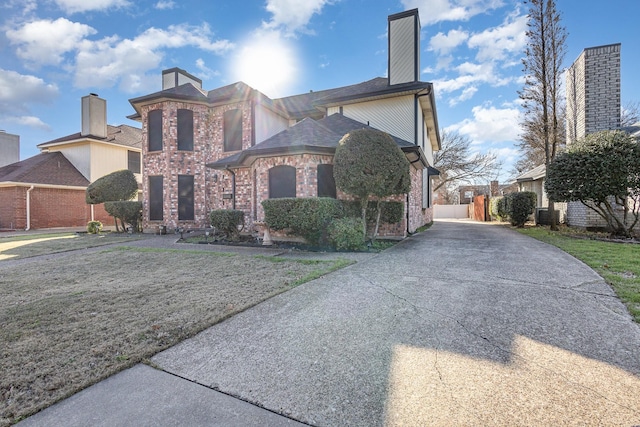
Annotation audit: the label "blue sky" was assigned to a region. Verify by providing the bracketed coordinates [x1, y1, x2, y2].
[1, 0, 639, 182]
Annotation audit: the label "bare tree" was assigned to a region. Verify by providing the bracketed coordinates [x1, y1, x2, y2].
[519, 0, 567, 230]
[433, 129, 501, 195]
[621, 101, 640, 127]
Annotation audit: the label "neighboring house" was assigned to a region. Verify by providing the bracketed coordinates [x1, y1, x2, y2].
[457, 182, 515, 205]
[515, 164, 567, 224]
[128, 9, 441, 238]
[0, 94, 142, 230]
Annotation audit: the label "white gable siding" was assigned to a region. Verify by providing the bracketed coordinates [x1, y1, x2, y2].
[90, 143, 131, 183]
[328, 95, 415, 143]
[389, 16, 416, 85]
[254, 104, 289, 144]
[47, 144, 91, 181]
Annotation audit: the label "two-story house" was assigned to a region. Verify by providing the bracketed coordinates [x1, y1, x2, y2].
[0, 94, 142, 230]
[128, 9, 441, 237]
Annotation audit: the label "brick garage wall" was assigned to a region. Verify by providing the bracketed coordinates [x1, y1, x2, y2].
[407, 166, 433, 233]
[0, 186, 103, 229]
[0, 187, 23, 229]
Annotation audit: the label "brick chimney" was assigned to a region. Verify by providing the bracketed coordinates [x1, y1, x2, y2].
[388, 9, 420, 86]
[490, 180, 499, 197]
[81, 93, 107, 138]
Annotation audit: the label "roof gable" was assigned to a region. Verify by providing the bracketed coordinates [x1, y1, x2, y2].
[38, 124, 141, 150]
[0, 152, 90, 186]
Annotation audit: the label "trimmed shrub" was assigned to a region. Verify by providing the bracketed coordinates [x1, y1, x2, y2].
[328, 217, 365, 251]
[507, 192, 536, 227]
[86, 170, 138, 204]
[262, 198, 344, 245]
[86, 220, 103, 234]
[104, 201, 142, 231]
[490, 196, 507, 221]
[210, 209, 245, 240]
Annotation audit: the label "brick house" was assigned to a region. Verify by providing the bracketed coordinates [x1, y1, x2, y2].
[0, 94, 142, 230]
[128, 9, 441, 238]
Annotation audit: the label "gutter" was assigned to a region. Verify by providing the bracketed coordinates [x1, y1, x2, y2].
[225, 166, 236, 210]
[25, 185, 35, 231]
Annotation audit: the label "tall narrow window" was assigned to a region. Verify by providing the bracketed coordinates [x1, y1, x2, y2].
[269, 165, 296, 198]
[178, 175, 194, 220]
[149, 176, 163, 220]
[177, 109, 194, 151]
[148, 109, 163, 151]
[317, 164, 336, 198]
[128, 150, 141, 174]
[224, 109, 243, 151]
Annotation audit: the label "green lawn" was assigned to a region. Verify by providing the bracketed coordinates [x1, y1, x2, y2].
[518, 226, 640, 323]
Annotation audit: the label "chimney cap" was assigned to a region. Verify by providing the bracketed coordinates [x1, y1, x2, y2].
[89, 93, 99, 97]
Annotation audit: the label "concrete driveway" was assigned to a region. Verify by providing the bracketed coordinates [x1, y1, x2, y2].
[19, 220, 640, 426]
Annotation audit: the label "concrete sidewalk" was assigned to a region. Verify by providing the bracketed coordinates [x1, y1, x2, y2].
[17, 221, 640, 426]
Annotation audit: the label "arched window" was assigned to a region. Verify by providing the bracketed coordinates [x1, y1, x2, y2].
[269, 165, 296, 198]
[148, 109, 163, 151]
[317, 164, 336, 198]
[177, 109, 193, 151]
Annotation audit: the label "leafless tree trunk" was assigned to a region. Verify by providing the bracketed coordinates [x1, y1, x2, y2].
[519, 0, 567, 230]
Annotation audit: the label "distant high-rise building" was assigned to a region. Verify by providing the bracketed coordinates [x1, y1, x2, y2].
[0, 131, 20, 168]
[566, 43, 621, 144]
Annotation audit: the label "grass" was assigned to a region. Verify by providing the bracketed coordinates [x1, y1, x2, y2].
[517, 226, 640, 323]
[0, 246, 352, 426]
[0, 233, 142, 261]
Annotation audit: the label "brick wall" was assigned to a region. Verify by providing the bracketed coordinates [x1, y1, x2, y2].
[0, 185, 110, 229]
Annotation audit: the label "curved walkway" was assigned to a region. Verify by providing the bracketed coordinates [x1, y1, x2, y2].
[18, 220, 640, 426]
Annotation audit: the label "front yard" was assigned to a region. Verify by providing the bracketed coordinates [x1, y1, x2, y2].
[518, 226, 640, 323]
[0, 244, 351, 426]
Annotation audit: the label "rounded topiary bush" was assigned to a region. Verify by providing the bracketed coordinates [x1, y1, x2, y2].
[328, 217, 365, 251]
[508, 192, 537, 227]
[210, 209, 245, 240]
[87, 220, 103, 234]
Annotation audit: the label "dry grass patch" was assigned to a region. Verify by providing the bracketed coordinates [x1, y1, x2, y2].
[0, 233, 141, 261]
[0, 247, 352, 426]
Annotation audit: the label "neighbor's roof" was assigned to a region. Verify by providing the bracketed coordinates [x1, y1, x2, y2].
[0, 152, 90, 186]
[207, 113, 427, 169]
[37, 124, 142, 150]
[516, 163, 547, 182]
[622, 122, 640, 138]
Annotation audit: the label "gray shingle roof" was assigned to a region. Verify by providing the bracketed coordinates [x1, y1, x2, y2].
[38, 124, 141, 149]
[516, 164, 546, 182]
[0, 152, 89, 186]
[207, 113, 419, 169]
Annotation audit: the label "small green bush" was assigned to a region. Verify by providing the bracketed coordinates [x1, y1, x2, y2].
[507, 192, 537, 227]
[210, 209, 245, 240]
[104, 201, 142, 232]
[328, 217, 365, 251]
[86, 220, 103, 234]
[262, 198, 343, 245]
[490, 196, 507, 221]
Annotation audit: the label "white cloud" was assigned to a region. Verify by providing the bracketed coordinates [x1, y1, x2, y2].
[155, 0, 176, 10]
[5, 115, 52, 131]
[428, 28, 469, 55]
[400, 0, 505, 25]
[72, 23, 233, 92]
[53, 0, 130, 14]
[448, 86, 478, 106]
[6, 18, 96, 67]
[434, 61, 512, 95]
[263, 0, 333, 35]
[446, 103, 521, 144]
[468, 12, 527, 62]
[195, 58, 220, 80]
[0, 69, 58, 115]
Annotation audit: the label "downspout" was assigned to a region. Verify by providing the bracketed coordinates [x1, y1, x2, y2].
[25, 185, 35, 231]
[226, 166, 236, 210]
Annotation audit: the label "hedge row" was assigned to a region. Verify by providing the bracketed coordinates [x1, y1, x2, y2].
[490, 192, 536, 227]
[261, 197, 405, 246]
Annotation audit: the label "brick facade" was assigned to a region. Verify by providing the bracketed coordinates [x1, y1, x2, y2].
[0, 186, 111, 230]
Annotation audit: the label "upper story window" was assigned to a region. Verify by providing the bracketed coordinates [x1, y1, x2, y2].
[127, 150, 141, 174]
[317, 164, 336, 198]
[148, 109, 163, 152]
[224, 109, 243, 152]
[269, 165, 296, 198]
[177, 109, 194, 151]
